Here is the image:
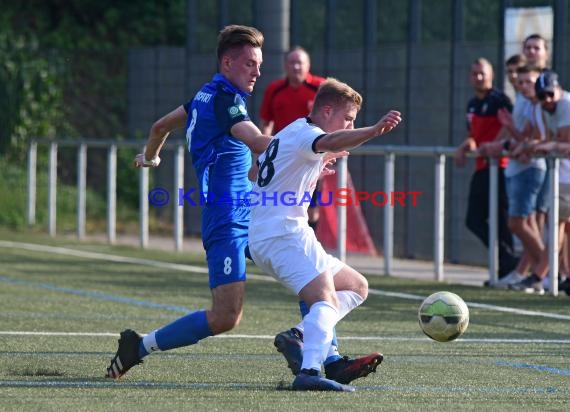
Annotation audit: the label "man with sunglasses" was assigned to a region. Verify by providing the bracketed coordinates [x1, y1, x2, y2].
[480, 65, 548, 291]
[506, 70, 570, 294]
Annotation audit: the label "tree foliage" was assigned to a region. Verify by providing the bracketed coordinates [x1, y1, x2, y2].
[0, 0, 187, 160]
[4, 0, 186, 50]
[0, 29, 65, 161]
[0, 1, 188, 210]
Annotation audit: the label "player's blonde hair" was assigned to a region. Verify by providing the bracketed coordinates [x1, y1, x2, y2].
[312, 78, 363, 112]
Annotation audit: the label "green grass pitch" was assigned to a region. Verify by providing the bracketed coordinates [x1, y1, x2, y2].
[0, 230, 569, 411]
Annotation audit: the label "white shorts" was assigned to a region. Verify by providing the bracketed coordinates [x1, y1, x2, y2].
[249, 228, 345, 295]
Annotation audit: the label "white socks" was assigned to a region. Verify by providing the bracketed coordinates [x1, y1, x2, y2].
[335, 290, 365, 320]
[325, 291, 364, 360]
[294, 290, 364, 335]
[142, 330, 160, 354]
[300, 301, 340, 372]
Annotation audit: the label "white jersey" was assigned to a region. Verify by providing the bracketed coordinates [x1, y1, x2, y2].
[544, 91, 570, 183]
[249, 117, 326, 242]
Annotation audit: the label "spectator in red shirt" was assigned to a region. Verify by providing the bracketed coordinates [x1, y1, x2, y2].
[259, 46, 325, 135]
[259, 46, 326, 230]
[455, 57, 519, 280]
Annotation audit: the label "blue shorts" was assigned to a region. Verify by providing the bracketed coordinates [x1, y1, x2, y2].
[202, 204, 250, 289]
[536, 167, 550, 213]
[506, 167, 546, 217]
[206, 235, 248, 289]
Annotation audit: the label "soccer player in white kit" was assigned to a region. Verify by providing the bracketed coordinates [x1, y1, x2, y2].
[248, 78, 402, 391]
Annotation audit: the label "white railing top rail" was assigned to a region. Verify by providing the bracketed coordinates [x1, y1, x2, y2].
[26, 140, 564, 296]
[30, 139, 569, 159]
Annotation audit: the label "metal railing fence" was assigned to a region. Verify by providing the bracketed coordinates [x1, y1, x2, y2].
[27, 139, 562, 296]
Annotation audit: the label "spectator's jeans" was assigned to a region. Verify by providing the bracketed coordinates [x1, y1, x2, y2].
[465, 167, 518, 277]
[506, 167, 546, 218]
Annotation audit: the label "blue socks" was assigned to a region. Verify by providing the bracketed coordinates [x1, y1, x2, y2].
[138, 310, 213, 358]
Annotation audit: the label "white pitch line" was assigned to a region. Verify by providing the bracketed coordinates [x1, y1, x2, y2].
[0, 240, 209, 273]
[1, 240, 568, 320]
[1, 380, 569, 394]
[462, 301, 570, 320]
[368, 290, 570, 321]
[0, 240, 273, 282]
[2, 380, 568, 394]
[1, 331, 570, 344]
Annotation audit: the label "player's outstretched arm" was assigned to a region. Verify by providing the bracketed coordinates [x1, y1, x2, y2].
[134, 105, 188, 168]
[231, 120, 272, 154]
[314, 110, 402, 153]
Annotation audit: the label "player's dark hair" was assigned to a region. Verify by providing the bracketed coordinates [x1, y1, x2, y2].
[505, 54, 526, 67]
[312, 78, 362, 112]
[516, 64, 541, 75]
[523, 33, 548, 51]
[217, 25, 264, 62]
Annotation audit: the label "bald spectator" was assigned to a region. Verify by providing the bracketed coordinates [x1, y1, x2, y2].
[455, 58, 518, 281]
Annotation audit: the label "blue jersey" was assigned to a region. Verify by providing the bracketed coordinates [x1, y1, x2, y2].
[184, 74, 253, 247]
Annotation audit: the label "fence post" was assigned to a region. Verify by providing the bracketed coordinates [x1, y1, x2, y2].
[48, 142, 58, 237]
[488, 158, 499, 285]
[139, 156, 149, 249]
[548, 157, 559, 296]
[77, 143, 87, 240]
[434, 154, 446, 281]
[336, 156, 348, 261]
[107, 144, 117, 245]
[383, 152, 395, 276]
[27, 141, 37, 226]
[174, 144, 185, 252]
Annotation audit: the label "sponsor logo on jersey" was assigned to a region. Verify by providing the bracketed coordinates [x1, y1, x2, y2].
[228, 104, 247, 118]
[194, 91, 213, 103]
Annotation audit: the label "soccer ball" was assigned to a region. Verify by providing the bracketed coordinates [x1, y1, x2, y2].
[418, 291, 469, 342]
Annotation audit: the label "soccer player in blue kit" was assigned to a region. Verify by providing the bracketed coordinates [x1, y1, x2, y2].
[106, 24, 270, 379]
[106, 24, 382, 387]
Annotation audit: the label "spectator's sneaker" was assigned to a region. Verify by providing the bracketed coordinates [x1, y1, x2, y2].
[105, 329, 143, 379]
[542, 274, 570, 293]
[292, 369, 355, 392]
[509, 274, 545, 295]
[274, 328, 303, 375]
[559, 278, 570, 295]
[493, 271, 525, 289]
[324, 353, 384, 384]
